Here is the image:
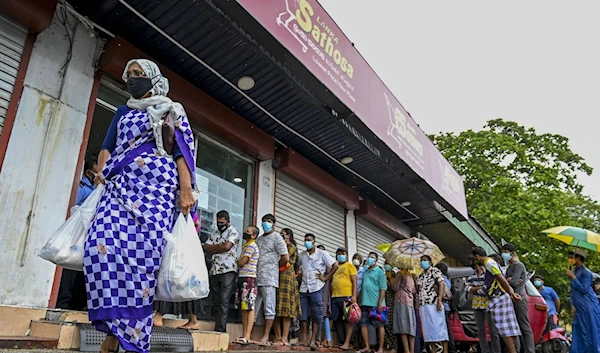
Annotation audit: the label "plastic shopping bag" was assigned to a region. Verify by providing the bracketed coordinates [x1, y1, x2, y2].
[155, 213, 210, 302]
[39, 184, 105, 271]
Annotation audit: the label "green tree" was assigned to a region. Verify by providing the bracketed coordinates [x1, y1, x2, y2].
[431, 119, 600, 318]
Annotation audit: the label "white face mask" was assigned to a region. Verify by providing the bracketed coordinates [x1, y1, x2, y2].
[352, 259, 361, 266]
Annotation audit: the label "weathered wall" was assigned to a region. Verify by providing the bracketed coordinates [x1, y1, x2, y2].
[0, 12, 103, 307]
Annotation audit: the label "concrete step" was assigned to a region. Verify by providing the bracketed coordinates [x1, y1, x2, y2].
[27, 320, 229, 351]
[0, 336, 58, 350]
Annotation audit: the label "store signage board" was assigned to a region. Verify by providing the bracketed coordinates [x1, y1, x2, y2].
[237, 0, 468, 219]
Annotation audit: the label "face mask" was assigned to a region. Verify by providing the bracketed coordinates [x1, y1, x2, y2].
[352, 259, 361, 266]
[243, 232, 252, 240]
[305, 241, 314, 250]
[337, 255, 347, 263]
[367, 258, 375, 266]
[534, 280, 542, 288]
[501, 253, 512, 262]
[127, 76, 158, 99]
[262, 222, 273, 233]
[217, 223, 228, 233]
[420, 261, 431, 270]
[384, 264, 392, 272]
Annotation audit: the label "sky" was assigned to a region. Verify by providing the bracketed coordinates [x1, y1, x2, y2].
[319, 0, 600, 200]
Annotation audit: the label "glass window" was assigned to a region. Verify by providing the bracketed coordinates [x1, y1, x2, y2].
[193, 133, 255, 323]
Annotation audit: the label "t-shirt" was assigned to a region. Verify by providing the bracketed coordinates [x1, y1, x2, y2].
[466, 269, 489, 310]
[256, 232, 288, 287]
[484, 258, 506, 298]
[298, 248, 336, 293]
[417, 267, 445, 306]
[332, 261, 358, 298]
[360, 266, 387, 307]
[393, 274, 415, 307]
[506, 261, 528, 297]
[205, 226, 240, 275]
[239, 240, 259, 278]
[539, 286, 559, 315]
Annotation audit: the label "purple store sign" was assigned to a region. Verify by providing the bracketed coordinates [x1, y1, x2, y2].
[237, 0, 468, 219]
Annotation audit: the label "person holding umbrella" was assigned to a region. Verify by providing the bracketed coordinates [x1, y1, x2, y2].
[565, 248, 600, 353]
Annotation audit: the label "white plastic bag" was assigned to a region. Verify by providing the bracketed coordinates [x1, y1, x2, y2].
[155, 213, 210, 302]
[39, 184, 105, 271]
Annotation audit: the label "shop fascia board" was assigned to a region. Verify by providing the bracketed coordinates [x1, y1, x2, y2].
[98, 36, 275, 161]
[356, 199, 411, 240]
[440, 210, 499, 255]
[274, 147, 359, 210]
[0, 0, 57, 33]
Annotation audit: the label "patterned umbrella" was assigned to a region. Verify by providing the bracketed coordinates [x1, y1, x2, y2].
[383, 238, 445, 270]
[542, 226, 600, 252]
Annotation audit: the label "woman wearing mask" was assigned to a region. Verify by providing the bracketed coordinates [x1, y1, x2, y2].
[273, 228, 301, 347]
[85, 59, 196, 353]
[353, 254, 365, 294]
[393, 266, 417, 353]
[417, 255, 449, 353]
[383, 261, 397, 353]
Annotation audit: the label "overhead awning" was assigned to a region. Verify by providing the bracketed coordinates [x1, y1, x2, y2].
[66, 0, 468, 230]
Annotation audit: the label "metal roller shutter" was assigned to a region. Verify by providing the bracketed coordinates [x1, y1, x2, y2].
[275, 173, 345, 257]
[356, 217, 397, 266]
[0, 14, 27, 136]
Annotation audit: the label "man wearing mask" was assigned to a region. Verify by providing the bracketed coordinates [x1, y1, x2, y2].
[297, 234, 337, 349]
[56, 154, 100, 310]
[331, 248, 358, 350]
[532, 275, 560, 330]
[472, 247, 521, 353]
[566, 248, 600, 353]
[255, 214, 289, 345]
[203, 210, 240, 332]
[502, 243, 535, 353]
[359, 252, 388, 353]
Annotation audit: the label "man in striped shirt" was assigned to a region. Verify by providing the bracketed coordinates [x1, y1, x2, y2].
[466, 256, 501, 353]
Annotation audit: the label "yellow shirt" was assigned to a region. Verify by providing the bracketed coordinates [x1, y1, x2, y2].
[332, 261, 358, 298]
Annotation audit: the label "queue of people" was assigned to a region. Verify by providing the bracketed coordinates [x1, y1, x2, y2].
[63, 57, 600, 353]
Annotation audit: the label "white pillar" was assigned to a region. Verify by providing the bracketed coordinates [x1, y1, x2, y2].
[0, 13, 103, 307]
[346, 209, 357, 256]
[256, 160, 275, 234]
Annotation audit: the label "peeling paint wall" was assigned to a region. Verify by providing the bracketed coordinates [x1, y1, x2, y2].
[0, 11, 104, 307]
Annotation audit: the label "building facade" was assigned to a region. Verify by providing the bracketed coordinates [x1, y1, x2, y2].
[0, 0, 497, 328]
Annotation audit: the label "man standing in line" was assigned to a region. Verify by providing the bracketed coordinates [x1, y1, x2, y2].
[472, 247, 522, 353]
[502, 243, 535, 353]
[331, 247, 357, 350]
[297, 234, 337, 350]
[255, 214, 289, 345]
[203, 210, 240, 332]
[532, 275, 560, 330]
[359, 252, 388, 353]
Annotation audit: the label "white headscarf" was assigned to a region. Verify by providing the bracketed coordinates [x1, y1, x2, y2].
[122, 59, 186, 157]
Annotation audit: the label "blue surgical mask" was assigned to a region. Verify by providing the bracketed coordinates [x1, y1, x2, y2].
[337, 255, 347, 263]
[384, 264, 392, 272]
[534, 280, 543, 288]
[305, 241, 313, 250]
[420, 261, 431, 270]
[367, 258, 375, 266]
[501, 253, 512, 262]
[262, 222, 273, 233]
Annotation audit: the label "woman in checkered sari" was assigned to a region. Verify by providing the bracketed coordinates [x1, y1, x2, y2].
[85, 59, 196, 353]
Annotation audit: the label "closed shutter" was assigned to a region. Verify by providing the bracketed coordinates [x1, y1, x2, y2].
[275, 173, 345, 257]
[0, 14, 27, 136]
[356, 217, 397, 266]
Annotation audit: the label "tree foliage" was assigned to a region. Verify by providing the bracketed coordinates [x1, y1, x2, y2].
[431, 119, 600, 317]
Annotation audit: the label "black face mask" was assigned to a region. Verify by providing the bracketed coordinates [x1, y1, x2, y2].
[217, 223, 228, 233]
[127, 77, 155, 99]
[243, 232, 252, 240]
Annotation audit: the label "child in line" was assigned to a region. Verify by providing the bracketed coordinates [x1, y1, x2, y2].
[234, 225, 260, 345]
